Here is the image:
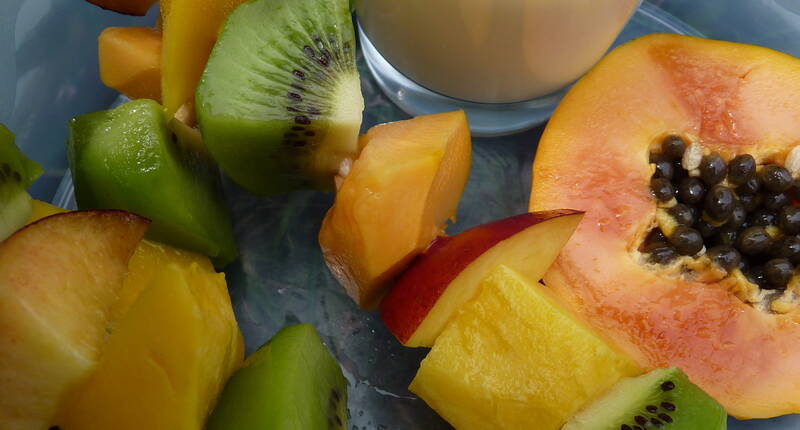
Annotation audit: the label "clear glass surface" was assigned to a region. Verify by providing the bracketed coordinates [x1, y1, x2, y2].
[2, 0, 800, 428]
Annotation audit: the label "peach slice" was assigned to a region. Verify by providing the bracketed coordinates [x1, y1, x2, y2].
[319, 111, 472, 309]
[86, 0, 157, 16]
[410, 265, 641, 430]
[98, 26, 162, 102]
[381, 210, 583, 347]
[0, 211, 148, 430]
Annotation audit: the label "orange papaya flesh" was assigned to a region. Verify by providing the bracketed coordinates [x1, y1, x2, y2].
[530, 33, 800, 419]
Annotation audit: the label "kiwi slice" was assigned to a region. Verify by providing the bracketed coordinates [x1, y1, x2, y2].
[196, 0, 363, 195]
[205, 324, 348, 430]
[563, 367, 727, 430]
[67, 99, 237, 267]
[0, 124, 43, 240]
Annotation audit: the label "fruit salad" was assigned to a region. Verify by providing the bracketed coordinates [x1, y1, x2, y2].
[2, 1, 800, 429]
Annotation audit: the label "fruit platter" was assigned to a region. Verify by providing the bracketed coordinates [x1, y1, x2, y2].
[4, 0, 800, 429]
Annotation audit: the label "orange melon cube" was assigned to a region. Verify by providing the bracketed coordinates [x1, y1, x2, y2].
[98, 26, 162, 102]
[319, 111, 472, 309]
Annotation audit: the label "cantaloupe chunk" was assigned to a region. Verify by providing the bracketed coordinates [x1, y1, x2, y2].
[319, 111, 472, 309]
[410, 265, 641, 430]
[160, 0, 248, 116]
[56, 242, 244, 430]
[98, 26, 162, 101]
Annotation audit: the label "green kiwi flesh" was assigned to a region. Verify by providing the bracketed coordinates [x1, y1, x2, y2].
[67, 99, 237, 267]
[563, 367, 727, 430]
[196, 0, 363, 195]
[206, 324, 348, 430]
[0, 124, 43, 240]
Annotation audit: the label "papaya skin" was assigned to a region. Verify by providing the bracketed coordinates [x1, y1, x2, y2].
[530, 33, 800, 419]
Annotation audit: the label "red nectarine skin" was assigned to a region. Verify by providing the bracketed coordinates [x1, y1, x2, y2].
[380, 210, 581, 344]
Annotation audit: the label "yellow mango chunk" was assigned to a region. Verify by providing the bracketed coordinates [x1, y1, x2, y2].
[98, 26, 162, 102]
[160, 0, 248, 116]
[56, 245, 244, 430]
[27, 200, 66, 224]
[410, 266, 641, 430]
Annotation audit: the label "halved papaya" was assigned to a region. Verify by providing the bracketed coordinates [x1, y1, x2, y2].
[530, 33, 800, 419]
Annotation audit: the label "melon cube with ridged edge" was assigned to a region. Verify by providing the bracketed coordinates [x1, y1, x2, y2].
[319, 110, 472, 309]
[410, 265, 641, 430]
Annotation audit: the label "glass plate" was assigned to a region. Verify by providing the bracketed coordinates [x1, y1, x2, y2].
[19, 1, 800, 429]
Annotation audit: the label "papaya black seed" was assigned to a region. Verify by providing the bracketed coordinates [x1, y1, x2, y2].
[714, 229, 738, 247]
[700, 153, 727, 185]
[764, 258, 793, 289]
[651, 154, 674, 179]
[695, 219, 717, 239]
[727, 154, 756, 186]
[645, 243, 678, 264]
[661, 135, 687, 160]
[778, 205, 800, 234]
[760, 165, 793, 193]
[723, 202, 746, 230]
[704, 185, 735, 221]
[738, 176, 761, 195]
[739, 193, 761, 212]
[651, 178, 674, 202]
[772, 235, 800, 263]
[668, 203, 696, 226]
[738, 226, 772, 255]
[677, 177, 705, 205]
[707, 245, 741, 271]
[749, 209, 776, 227]
[763, 192, 790, 211]
[746, 265, 768, 287]
[668, 226, 703, 256]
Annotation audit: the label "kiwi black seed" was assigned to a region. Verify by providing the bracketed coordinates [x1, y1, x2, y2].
[651, 178, 674, 203]
[764, 258, 793, 289]
[727, 154, 756, 186]
[703, 185, 735, 221]
[760, 165, 793, 193]
[677, 177, 705, 205]
[668, 226, 703, 256]
[707, 245, 741, 271]
[661, 135, 687, 160]
[763, 192, 790, 211]
[778, 206, 800, 234]
[737, 226, 772, 255]
[699, 153, 727, 185]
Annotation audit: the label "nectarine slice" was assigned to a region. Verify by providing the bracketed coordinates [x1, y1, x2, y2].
[98, 26, 162, 102]
[319, 111, 472, 309]
[0, 210, 148, 429]
[410, 265, 640, 430]
[87, 0, 157, 16]
[381, 210, 583, 347]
